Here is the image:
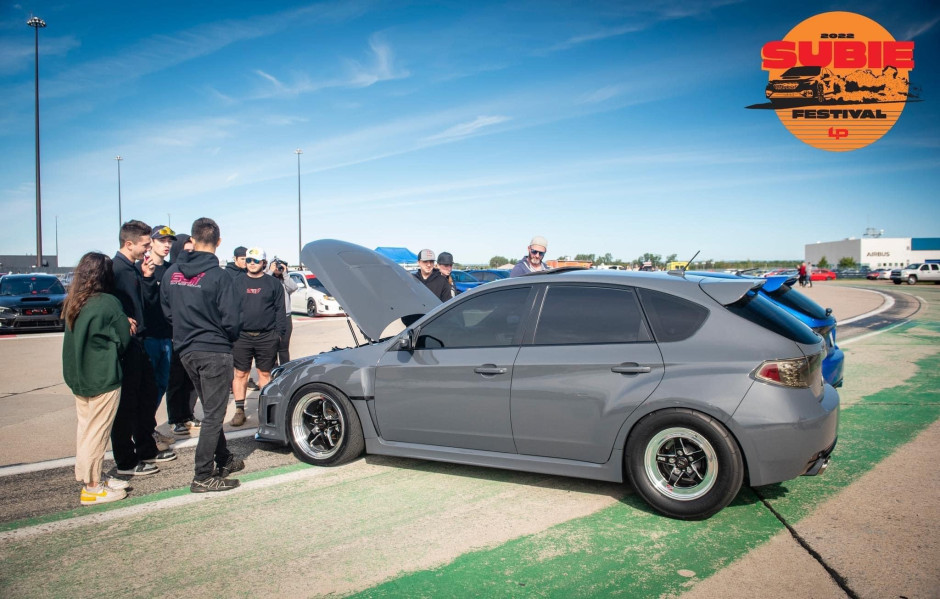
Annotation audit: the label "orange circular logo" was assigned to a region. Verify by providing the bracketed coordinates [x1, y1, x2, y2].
[759, 11, 914, 152]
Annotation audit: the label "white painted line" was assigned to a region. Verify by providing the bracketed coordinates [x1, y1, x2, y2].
[0, 429, 258, 478]
[840, 293, 927, 345]
[836, 288, 893, 325]
[0, 332, 63, 341]
[0, 465, 330, 542]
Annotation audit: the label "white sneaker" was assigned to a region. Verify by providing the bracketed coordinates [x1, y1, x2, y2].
[81, 485, 127, 506]
[102, 475, 130, 490]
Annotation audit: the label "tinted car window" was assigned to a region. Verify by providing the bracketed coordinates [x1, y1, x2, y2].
[534, 285, 651, 345]
[416, 287, 531, 349]
[637, 288, 709, 342]
[765, 285, 828, 320]
[726, 291, 819, 345]
[0, 276, 65, 296]
[289, 274, 305, 286]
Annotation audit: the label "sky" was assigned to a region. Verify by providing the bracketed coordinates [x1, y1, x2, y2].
[1, 0, 938, 268]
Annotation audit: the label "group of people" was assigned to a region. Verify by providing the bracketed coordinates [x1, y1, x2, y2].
[413, 235, 550, 299]
[798, 261, 814, 287]
[61, 217, 295, 506]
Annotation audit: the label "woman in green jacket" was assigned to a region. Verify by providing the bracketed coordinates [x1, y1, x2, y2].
[61, 252, 131, 506]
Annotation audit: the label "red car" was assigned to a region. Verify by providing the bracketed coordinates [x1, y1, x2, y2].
[811, 268, 837, 281]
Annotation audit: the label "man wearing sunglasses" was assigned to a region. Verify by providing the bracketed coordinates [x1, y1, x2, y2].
[230, 247, 286, 427]
[510, 236, 550, 277]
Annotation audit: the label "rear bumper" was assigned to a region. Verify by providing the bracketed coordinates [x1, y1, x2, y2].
[730, 382, 840, 487]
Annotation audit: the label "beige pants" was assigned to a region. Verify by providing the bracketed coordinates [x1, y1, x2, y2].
[74, 389, 121, 485]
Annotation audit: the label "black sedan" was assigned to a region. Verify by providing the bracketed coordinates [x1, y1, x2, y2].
[0, 274, 66, 333]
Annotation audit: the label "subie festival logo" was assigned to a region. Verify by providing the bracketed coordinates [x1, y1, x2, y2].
[749, 11, 918, 152]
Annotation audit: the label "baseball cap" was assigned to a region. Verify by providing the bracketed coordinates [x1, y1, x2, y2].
[437, 252, 454, 266]
[529, 235, 548, 250]
[151, 225, 177, 240]
[246, 247, 266, 262]
[418, 248, 435, 262]
[234, 246, 248, 258]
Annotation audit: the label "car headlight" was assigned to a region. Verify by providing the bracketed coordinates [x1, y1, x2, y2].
[0, 306, 15, 315]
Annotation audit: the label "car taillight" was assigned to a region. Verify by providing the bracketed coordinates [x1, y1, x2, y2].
[754, 351, 824, 390]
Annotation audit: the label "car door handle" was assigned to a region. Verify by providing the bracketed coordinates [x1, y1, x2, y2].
[611, 363, 651, 374]
[474, 365, 508, 375]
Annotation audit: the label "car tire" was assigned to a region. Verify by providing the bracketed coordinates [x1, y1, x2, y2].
[306, 298, 317, 317]
[893, 280, 902, 285]
[626, 408, 743, 520]
[287, 384, 364, 466]
[907, 275, 917, 285]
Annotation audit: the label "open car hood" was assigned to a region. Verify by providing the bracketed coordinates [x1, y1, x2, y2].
[301, 239, 441, 341]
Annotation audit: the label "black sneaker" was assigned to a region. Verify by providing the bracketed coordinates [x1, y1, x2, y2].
[172, 423, 191, 436]
[246, 379, 260, 391]
[217, 455, 245, 478]
[187, 419, 202, 429]
[116, 462, 160, 476]
[190, 476, 240, 493]
[143, 450, 178, 463]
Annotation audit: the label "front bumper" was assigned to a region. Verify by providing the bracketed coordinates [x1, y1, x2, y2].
[0, 314, 63, 332]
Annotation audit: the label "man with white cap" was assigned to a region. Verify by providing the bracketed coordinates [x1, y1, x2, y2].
[414, 248, 450, 302]
[510, 235, 550, 277]
[230, 247, 286, 426]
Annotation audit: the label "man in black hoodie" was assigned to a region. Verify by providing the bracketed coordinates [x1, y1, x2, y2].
[161, 218, 244, 493]
[414, 248, 450, 302]
[112, 220, 177, 477]
[164, 234, 201, 436]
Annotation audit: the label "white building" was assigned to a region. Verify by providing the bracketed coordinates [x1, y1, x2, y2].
[805, 237, 940, 269]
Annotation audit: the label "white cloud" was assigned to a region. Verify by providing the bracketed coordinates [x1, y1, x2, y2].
[424, 115, 511, 142]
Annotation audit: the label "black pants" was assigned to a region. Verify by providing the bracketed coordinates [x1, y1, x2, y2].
[277, 316, 293, 366]
[166, 347, 198, 424]
[182, 351, 234, 480]
[111, 337, 160, 470]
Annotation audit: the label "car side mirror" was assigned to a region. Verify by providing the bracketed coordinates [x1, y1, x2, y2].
[398, 329, 415, 351]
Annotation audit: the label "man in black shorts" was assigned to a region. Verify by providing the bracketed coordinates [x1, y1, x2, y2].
[230, 247, 286, 426]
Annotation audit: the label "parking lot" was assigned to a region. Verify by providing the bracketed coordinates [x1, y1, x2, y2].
[0, 281, 937, 598]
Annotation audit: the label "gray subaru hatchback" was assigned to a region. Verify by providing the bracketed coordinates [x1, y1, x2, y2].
[257, 240, 838, 520]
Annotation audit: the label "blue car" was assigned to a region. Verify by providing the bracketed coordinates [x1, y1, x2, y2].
[466, 269, 511, 283]
[689, 272, 844, 388]
[450, 270, 484, 293]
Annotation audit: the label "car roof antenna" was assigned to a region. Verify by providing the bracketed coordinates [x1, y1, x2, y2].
[680, 250, 700, 278]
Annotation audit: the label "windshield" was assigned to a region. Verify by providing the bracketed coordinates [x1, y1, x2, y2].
[781, 66, 821, 77]
[306, 276, 333, 295]
[0, 276, 66, 296]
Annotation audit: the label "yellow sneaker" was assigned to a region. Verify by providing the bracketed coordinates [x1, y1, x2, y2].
[80, 485, 127, 506]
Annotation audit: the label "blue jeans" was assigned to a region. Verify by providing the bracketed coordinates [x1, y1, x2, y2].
[181, 351, 234, 480]
[143, 337, 172, 405]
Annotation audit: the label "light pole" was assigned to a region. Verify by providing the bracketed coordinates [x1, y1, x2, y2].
[28, 16, 46, 269]
[115, 156, 123, 227]
[55, 215, 58, 259]
[295, 148, 303, 267]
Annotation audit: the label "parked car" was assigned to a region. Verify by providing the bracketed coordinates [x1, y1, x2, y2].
[810, 268, 837, 281]
[287, 270, 346, 317]
[467, 269, 511, 283]
[449, 270, 483, 293]
[763, 269, 799, 278]
[866, 269, 890, 280]
[257, 240, 839, 520]
[890, 262, 940, 285]
[690, 273, 843, 388]
[0, 274, 67, 333]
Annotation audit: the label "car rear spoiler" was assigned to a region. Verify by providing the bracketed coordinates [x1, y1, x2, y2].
[698, 278, 765, 305]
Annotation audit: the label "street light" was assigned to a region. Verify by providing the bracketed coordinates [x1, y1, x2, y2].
[115, 156, 123, 227]
[28, 16, 46, 269]
[295, 148, 303, 268]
